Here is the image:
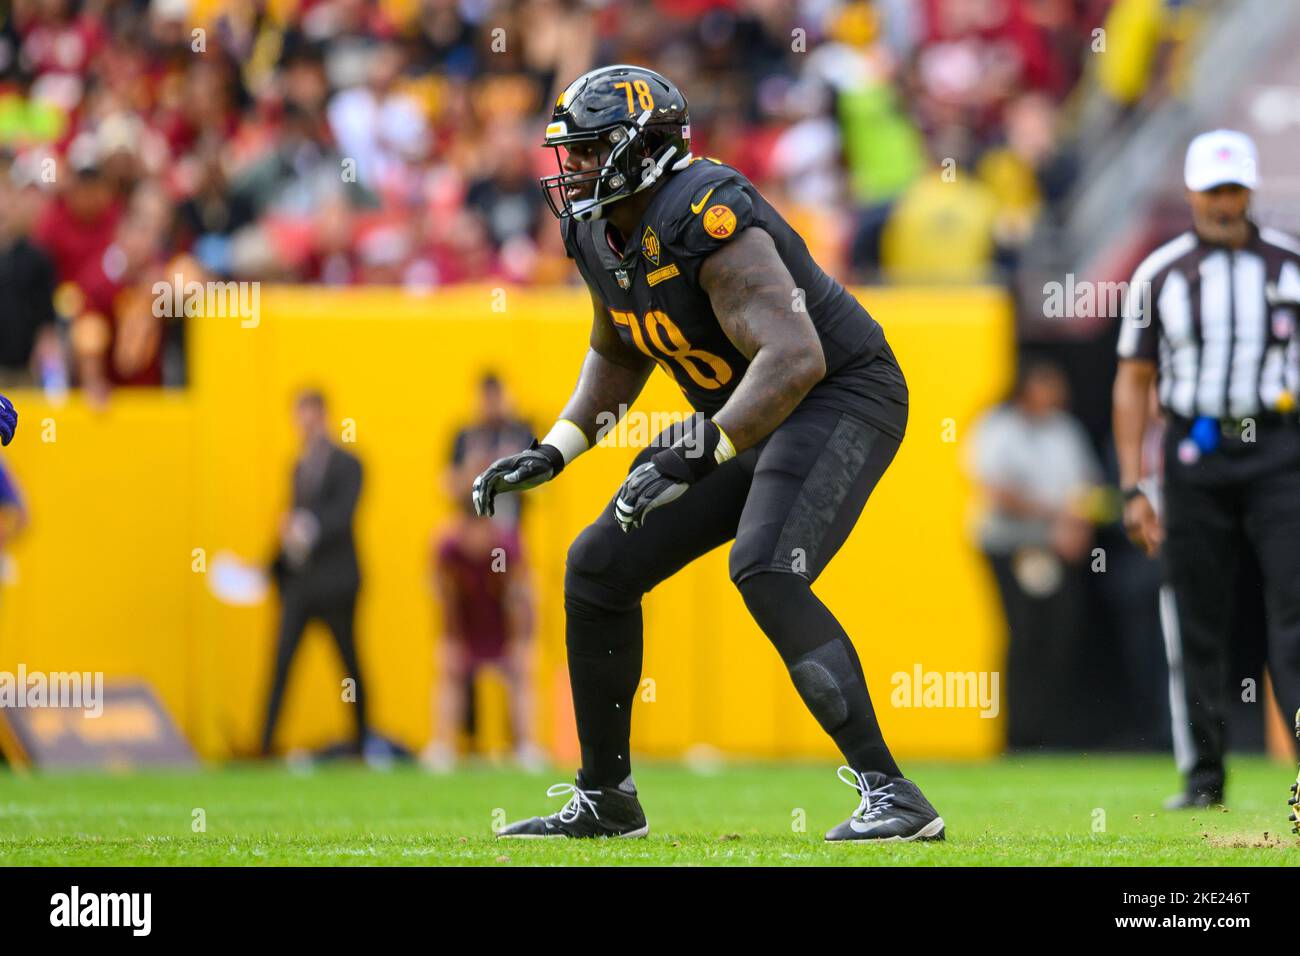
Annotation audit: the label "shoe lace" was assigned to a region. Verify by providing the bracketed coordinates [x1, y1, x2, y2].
[837, 765, 895, 822]
[546, 782, 601, 823]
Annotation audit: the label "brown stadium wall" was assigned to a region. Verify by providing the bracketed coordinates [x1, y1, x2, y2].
[0, 285, 1013, 761]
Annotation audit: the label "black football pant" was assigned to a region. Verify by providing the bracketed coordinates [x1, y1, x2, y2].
[1161, 417, 1300, 795]
[564, 361, 908, 787]
[261, 591, 369, 756]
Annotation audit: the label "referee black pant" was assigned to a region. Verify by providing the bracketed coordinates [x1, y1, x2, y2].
[1161, 416, 1300, 794]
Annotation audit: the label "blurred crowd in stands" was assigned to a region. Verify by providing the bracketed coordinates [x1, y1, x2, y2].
[0, 0, 1190, 394]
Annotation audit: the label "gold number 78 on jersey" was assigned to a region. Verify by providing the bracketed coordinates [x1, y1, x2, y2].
[609, 308, 733, 390]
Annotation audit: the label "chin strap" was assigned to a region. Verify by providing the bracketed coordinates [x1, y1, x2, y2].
[637, 145, 678, 191]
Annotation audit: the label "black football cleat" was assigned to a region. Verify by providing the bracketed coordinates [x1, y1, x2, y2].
[495, 772, 649, 839]
[825, 766, 945, 843]
[1163, 788, 1224, 810]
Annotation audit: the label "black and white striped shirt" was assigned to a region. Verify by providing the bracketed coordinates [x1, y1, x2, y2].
[1117, 223, 1300, 419]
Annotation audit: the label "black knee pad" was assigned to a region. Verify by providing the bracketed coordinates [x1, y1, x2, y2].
[787, 641, 855, 731]
[565, 521, 640, 624]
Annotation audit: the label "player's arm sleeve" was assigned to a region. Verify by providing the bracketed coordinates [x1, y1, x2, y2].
[1116, 261, 1163, 361]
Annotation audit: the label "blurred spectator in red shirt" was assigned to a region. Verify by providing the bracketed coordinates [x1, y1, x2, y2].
[0, 0, 1132, 306]
[32, 138, 122, 283]
[426, 476, 540, 771]
[67, 182, 177, 401]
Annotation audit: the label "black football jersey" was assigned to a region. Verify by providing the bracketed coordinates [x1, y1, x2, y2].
[560, 158, 890, 422]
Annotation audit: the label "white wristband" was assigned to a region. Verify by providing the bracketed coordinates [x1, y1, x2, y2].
[713, 422, 737, 464]
[542, 419, 590, 465]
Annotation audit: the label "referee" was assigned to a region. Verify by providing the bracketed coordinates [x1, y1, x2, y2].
[1113, 129, 1300, 808]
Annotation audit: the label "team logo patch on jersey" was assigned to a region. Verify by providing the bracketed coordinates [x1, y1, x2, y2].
[642, 226, 660, 266]
[703, 204, 737, 239]
[614, 268, 631, 289]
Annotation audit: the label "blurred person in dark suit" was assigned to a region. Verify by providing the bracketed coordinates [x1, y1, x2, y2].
[0, 155, 63, 390]
[262, 388, 372, 757]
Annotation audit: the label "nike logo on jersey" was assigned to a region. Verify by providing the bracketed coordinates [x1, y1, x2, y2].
[690, 188, 715, 215]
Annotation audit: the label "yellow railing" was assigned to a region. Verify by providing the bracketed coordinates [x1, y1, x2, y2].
[0, 285, 1012, 761]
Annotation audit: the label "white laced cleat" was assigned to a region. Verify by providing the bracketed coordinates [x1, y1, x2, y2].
[825, 765, 945, 843]
[496, 771, 649, 839]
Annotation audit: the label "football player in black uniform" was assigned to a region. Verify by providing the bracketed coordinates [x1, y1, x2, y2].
[473, 65, 943, 842]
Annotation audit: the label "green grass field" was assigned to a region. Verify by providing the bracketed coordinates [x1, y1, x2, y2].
[0, 755, 1296, 865]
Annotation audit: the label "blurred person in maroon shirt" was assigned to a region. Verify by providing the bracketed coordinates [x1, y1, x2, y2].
[300, 193, 361, 285]
[425, 372, 540, 770]
[31, 141, 122, 284]
[12, 0, 106, 104]
[425, 486, 541, 773]
[65, 182, 176, 401]
[430, 209, 506, 284]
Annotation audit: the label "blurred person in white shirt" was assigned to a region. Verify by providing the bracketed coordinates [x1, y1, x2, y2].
[967, 361, 1103, 748]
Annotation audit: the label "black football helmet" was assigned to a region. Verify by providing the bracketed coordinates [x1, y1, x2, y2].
[540, 64, 692, 222]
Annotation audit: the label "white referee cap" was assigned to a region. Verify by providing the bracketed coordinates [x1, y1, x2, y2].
[1184, 129, 1259, 191]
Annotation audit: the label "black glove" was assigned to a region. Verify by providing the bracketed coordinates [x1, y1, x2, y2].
[615, 418, 723, 532]
[471, 439, 566, 517]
